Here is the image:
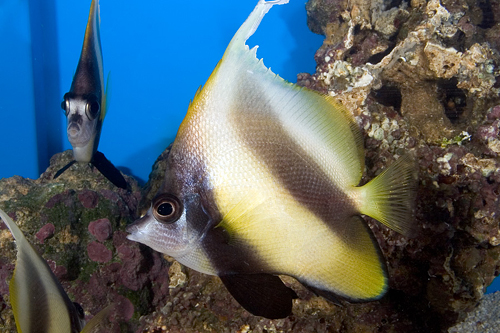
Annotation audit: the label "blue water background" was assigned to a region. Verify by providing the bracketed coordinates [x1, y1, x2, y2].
[0, 0, 321, 183]
[1, 0, 499, 294]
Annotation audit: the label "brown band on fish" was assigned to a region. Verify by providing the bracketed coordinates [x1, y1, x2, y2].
[201, 223, 276, 275]
[229, 80, 359, 234]
[162, 144, 221, 239]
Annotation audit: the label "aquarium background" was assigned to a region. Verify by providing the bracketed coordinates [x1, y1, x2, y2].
[0, 0, 322, 182]
[1, 0, 499, 294]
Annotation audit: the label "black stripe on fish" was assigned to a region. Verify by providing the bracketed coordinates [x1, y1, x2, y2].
[202, 220, 297, 318]
[71, 56, 102, 97]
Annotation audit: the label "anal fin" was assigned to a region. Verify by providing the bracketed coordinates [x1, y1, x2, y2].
[91, 151, 128, 190]
[219, 273, 297, 319]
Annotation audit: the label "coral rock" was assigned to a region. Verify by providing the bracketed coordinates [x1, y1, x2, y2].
[35, 223, 55, 243]
[87, 241, 112, 263]
[88, 218, 113, 242]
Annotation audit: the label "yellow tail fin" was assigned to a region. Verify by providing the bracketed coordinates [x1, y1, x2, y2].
[357, 154, 417, 236]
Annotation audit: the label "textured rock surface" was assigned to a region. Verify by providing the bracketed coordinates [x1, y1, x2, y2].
[448, 291, 500, 332]
[297, 0, 500, 331]
[0, 150, 169, 332]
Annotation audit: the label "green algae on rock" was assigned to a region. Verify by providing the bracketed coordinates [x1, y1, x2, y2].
[0, 150, 169, 332]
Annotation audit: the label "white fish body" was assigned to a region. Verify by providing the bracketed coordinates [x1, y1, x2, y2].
[127, 0, 415, 319]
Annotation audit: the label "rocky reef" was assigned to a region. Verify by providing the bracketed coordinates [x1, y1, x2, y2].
[0, 151, 171, 332]
[300, 0, 500, 330]
[1, 0, 500, 332]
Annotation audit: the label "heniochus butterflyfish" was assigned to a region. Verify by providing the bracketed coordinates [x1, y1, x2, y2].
[127, 0, 416, 319]
[54, 0, 127, 190]
[0, 208, 113, 333]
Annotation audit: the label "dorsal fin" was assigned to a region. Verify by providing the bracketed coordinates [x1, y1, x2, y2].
[0, 209, 78, 332]
[183, 0, 364, 185]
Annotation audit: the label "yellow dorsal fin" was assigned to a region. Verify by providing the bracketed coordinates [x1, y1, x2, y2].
[100, 71, 111, 122]
[183, 0, 364, 185]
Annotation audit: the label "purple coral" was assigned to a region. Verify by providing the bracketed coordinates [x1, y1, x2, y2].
[87, 241, 112, 263]
[113, 295, 135, 322]
[36, 223, 55, 243]
[78, 190, 99, 209]
[487, 105, 500, 121]
[88, 218, 112, 242]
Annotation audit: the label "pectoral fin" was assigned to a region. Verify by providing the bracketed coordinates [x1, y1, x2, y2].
[219, 273, 297, 319]
[54, 160, 77, 179]
[91, 151, 127, 189]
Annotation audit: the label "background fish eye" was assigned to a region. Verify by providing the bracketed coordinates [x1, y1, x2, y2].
[153, 194, 183, 223]
[85, 100, 100, 120]
[61, 99, 70, 116]
[73, 302, 85, 319]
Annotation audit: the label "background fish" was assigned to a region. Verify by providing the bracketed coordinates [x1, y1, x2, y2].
[0, 208, 112, 333]
[127, 0, 416, 319]
[55, 0, 127, 190]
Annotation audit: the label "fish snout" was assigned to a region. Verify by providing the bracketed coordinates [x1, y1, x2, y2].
[125, 222, 138, 235]
[67, 122, 81, 138]
[125, 215, 150, 242]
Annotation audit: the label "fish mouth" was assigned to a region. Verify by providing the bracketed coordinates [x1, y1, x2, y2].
[125, 223, 138, 234]
[125, 218, 143, 235]
[125, 213, 155, 244]
[125, 223, 143, 243]
[67, 123, 81, 138]
[67, 121, 93, 147]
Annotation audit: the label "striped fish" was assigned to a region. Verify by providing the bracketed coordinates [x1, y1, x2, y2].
[126, 0, 416, 319]
[55, 0, 127, 190]
[0, 209, 112, 333]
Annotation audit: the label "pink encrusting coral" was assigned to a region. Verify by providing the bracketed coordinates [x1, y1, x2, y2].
[78, 190, 99, 209]
[36, 223, 55, 243]
[88, 218, 112, 242]
[87, 241, 113, 263]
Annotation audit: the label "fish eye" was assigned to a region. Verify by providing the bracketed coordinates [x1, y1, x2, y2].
[61, 99, 70, 116]
[152, 194, 183, 224]
[73, 302, 85, 319]
[85, 100, 100, 120]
